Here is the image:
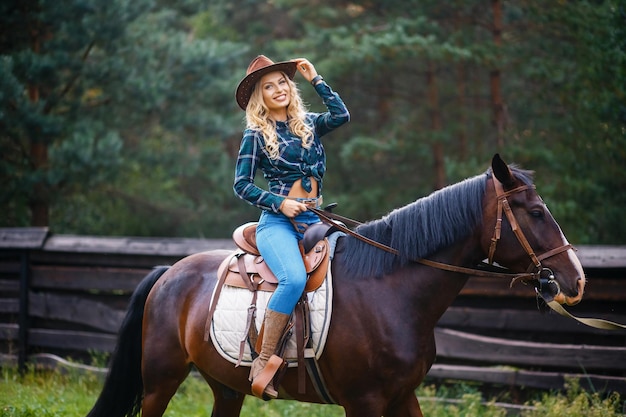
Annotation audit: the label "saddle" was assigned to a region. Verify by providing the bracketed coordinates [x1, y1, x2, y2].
[204, 221, 340, 400]
[223, 221, 334, 293]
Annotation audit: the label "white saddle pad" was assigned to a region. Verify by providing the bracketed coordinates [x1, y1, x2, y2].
[209, 259, 334, 367]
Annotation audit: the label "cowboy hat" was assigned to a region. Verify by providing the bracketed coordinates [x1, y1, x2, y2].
[235, 55, 297, 110]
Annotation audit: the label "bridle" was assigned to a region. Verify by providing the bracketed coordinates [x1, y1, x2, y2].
[311, 175, 571, 286]
[484, 176, 625, 330]
[310, 176, 626, 330]
[488, 178, 626, 329]
[488, 176, 572, 290]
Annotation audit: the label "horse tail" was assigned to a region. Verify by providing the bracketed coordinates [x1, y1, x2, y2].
[86, 266, 169, 417]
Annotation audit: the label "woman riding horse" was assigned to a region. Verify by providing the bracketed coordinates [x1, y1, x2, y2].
[86, 154, 585, 417]
[233, 55, 350, 398]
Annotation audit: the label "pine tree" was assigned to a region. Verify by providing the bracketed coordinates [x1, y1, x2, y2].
[0, 0, 151, 226]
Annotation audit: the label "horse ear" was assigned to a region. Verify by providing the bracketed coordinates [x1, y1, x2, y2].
[491, 153, 515, 187]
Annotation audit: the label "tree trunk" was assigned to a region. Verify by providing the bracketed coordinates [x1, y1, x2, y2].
[28, 36, 49, 227]
[491, 0, 506, 150]
[427, 62, 446, 190]
[457, 64, 468, 160]
[29, 138, 49, 227]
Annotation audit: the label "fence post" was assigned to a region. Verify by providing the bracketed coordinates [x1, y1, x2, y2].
[18, 250, 29, 373]
[0, 228, 49, 372]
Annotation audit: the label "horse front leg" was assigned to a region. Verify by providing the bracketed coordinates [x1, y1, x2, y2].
[384, 391, 423, 417]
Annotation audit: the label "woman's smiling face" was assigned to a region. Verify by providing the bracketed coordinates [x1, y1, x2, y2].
[260, 71, 291, 119]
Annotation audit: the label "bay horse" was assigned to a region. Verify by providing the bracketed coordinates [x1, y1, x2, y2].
[86, 154, 585, 417]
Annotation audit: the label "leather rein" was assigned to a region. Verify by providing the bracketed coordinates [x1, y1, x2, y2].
[311, 176, 565, 284]
[310, 176, 626, 331]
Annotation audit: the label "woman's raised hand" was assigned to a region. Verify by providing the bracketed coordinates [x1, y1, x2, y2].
[292, 58, 318, 83]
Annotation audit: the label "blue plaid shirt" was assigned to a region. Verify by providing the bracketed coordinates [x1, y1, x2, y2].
[234, 81, 350, 213]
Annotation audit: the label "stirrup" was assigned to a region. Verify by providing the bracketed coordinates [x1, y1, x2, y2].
[251, 355, 284, 399]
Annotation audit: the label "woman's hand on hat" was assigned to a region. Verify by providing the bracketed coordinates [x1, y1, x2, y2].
[279, 198, 308, 218]
[293, 58, 317, 83]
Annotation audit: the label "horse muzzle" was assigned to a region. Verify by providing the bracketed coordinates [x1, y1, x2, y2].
[536, 268, 585, 306]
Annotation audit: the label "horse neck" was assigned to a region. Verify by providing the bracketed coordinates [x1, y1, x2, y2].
[407, 233, 485, 325]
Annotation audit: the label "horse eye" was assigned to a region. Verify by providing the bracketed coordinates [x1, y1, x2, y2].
[530, 210, 543, 218]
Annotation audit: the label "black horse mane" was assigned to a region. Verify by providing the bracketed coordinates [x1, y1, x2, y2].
[340, 166, 534, 278]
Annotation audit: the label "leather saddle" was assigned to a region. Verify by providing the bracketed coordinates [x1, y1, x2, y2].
[221, 221, 339, 293]
[205, 220, 341, 400]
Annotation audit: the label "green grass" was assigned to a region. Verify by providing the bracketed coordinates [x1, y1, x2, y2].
[0, 365, 101, 417]
[521, 379, 624, 417]
[0, 366, 622, 417]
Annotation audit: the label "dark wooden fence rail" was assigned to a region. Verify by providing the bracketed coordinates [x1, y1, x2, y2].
[1, 228, 625, 394]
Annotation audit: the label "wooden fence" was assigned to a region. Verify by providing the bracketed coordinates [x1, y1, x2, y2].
[1, 228, 625, 394]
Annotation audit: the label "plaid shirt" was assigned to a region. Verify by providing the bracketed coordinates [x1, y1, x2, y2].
[233, 81, 350, 213]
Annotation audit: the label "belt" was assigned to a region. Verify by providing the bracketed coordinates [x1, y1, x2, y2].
[283, 195, 323, 209]
[296, 195, 323, 209]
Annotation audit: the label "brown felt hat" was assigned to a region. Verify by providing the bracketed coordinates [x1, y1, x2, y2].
[235, 55, 297, 111]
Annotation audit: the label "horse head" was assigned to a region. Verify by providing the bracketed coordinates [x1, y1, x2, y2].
[483, 154, 585, 306]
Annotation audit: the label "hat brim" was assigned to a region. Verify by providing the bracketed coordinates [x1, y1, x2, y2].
[235, 61, 298, 111]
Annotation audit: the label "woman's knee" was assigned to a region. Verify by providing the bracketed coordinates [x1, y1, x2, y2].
[281, 271, 307, 294]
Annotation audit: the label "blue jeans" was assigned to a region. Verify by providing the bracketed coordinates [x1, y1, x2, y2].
[256, 210, 319, 314]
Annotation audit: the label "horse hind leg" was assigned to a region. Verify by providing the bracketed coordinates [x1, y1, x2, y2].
[208, 381, 245, 417]
[141, 346, 191, 417]
[142, 363, 246, 417]
[141, 368, 191, 417]
[193, 370, 245, 417]
[384, 392, 424, 417]
[343, 391, 423, 417]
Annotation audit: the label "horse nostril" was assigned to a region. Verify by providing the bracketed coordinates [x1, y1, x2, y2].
[576, 277, 585, 297]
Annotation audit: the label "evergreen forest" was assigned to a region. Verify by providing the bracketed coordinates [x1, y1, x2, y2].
[1, 0, 624, 243]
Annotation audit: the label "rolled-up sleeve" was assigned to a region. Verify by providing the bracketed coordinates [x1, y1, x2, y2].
[313, 81, 350, 137]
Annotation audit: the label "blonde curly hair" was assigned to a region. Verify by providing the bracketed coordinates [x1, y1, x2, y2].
[245, 73, 313, 160]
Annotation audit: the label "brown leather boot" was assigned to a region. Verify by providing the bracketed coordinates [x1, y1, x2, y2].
[249, 309, 291, 399]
